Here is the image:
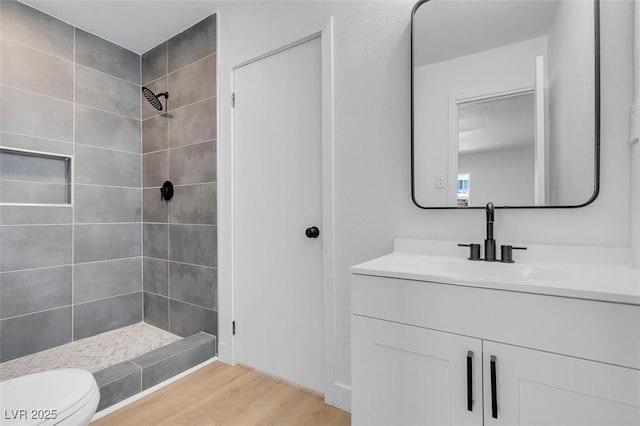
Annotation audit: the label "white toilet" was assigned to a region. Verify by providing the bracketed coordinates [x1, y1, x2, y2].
[0, 369, 100, 426]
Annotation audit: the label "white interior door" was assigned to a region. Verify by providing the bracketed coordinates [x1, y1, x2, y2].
[233, 36, 323, 393]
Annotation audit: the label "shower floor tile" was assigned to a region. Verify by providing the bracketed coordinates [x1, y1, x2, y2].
[0, 322, 180, 381]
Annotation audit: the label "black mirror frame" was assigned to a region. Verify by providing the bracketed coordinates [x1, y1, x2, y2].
[410, 0, 601, 209]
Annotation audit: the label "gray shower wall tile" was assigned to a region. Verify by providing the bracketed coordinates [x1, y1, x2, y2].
[75, 29, 140, 84]
[0, 205, 72, 225]
[0, 39, 73, 101]
[0, 266, 72, 318]
[75, 106, 141, 153]
[143, 188, 169, 223]
[0, 180, 68, 204]
[143, 292, 169, 331]
[169, 183, 216, 224]
[0, 86, 73, 142]
[143, 151, 168, 188]
[0, 225, 72, 272]
[169, 300, 217, 337]
[169, 224, 216, 267]
[94, 360, 140, 386]
[75, 145, 141, 188]
[75, 65, 140, 119]
[167, 55, 216, 111]
[142, 116, 168, 153]
[131, 332, 213, 368]
[0, 0, 74, 60]
[74, 292, 142, 339]
[139, 338, 214, 390]
[96, 366, 141, 411]
[168, 15, 216, 72]
[168, 98, 216, 148]
[142, 77, 167, 120]
[0, 307, 72, 362]
[143, 223, 168, 259]
[142, 42, 168, 85]
[74, 223, 141, 263]
[74, 258, 142, 304]
[169, 262, 216, 309]
[74, 185, 141, 223]
[143, 258, 168, 296]
[169, 141, 216, 185]
[0, 133, 73, 156]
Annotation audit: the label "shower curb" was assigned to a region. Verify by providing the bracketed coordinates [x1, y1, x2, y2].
[93, 331, 216, 411]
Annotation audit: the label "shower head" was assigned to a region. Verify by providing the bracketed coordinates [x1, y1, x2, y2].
[142, 86, 169, 111]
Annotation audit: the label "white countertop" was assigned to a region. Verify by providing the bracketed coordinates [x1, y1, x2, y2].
[351, 239, 640, 305]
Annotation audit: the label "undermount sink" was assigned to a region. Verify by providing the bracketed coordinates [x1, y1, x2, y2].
[420, 258, 567, 283]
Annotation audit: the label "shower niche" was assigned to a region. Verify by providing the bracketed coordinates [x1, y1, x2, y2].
[0, 147, 72, 205]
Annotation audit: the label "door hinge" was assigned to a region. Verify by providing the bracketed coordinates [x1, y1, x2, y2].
[232, 321, 236, 335]
[231, 93, 235, 108]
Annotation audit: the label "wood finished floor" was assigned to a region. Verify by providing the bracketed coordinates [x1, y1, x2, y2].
[92, 362, 351, 426]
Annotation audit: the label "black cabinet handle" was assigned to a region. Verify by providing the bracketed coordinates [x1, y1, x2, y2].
[490, 355, 498, 419]
[466, 351, 473, 411]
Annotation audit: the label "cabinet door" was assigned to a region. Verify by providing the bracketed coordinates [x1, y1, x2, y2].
[352, 315, 482, 426]
[483, 341, 640, 426]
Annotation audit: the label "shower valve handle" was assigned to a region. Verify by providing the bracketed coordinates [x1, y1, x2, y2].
[160, 181, 174, 202]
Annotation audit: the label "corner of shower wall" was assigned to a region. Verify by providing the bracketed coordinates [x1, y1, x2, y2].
[140, 15, 218, 346]
[0, 0, 143, 362]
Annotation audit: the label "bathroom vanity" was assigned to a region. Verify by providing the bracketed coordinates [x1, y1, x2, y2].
[363, 0, 640, 420]
[351, 239, 640, 426]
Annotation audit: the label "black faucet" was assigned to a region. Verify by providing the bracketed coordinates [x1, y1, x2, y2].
[484, 202, 496, 261]
[459, 202, 528, 262]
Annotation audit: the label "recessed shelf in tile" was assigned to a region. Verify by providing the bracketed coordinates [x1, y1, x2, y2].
[0, 147, 72, 205]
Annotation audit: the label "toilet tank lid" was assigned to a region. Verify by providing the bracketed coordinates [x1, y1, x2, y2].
[0, 369, 97, 417]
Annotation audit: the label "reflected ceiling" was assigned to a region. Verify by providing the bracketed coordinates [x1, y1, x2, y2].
[413, 0, 559, 66]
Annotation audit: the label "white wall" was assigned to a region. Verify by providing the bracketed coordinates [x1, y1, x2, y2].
[215, 0, 634, 410]
[414, 37, 546, 206]
[632, 0, 640, 268]
[547, 0, 596, 205]
[458, 147, 535, 206]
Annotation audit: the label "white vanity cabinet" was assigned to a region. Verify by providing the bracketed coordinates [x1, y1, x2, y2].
[484, 341, 640, 426]
[351, 273, 640, 426]
[352, 316, 482, 426]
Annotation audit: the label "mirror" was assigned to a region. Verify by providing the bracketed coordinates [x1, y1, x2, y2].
[411, 0, 599, 208]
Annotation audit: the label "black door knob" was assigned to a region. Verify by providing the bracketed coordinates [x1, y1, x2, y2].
[305, 226, 320, 238]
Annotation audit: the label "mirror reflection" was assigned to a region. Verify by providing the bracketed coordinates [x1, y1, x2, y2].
[412, 0, 598, 208]
[456, 92, 536, 207]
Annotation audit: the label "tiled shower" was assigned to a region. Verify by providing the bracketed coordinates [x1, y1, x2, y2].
[141, 16, 218, 337]
[0, 0, 217, 410]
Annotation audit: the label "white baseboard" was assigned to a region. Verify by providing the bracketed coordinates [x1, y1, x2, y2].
[91, 357, 218, 421]
[217, 341, 233, 365]
[328, 381, 351, 413]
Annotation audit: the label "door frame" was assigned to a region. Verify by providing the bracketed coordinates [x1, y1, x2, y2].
[447, 85, 540, 207]
[224, 19, 338, 407]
